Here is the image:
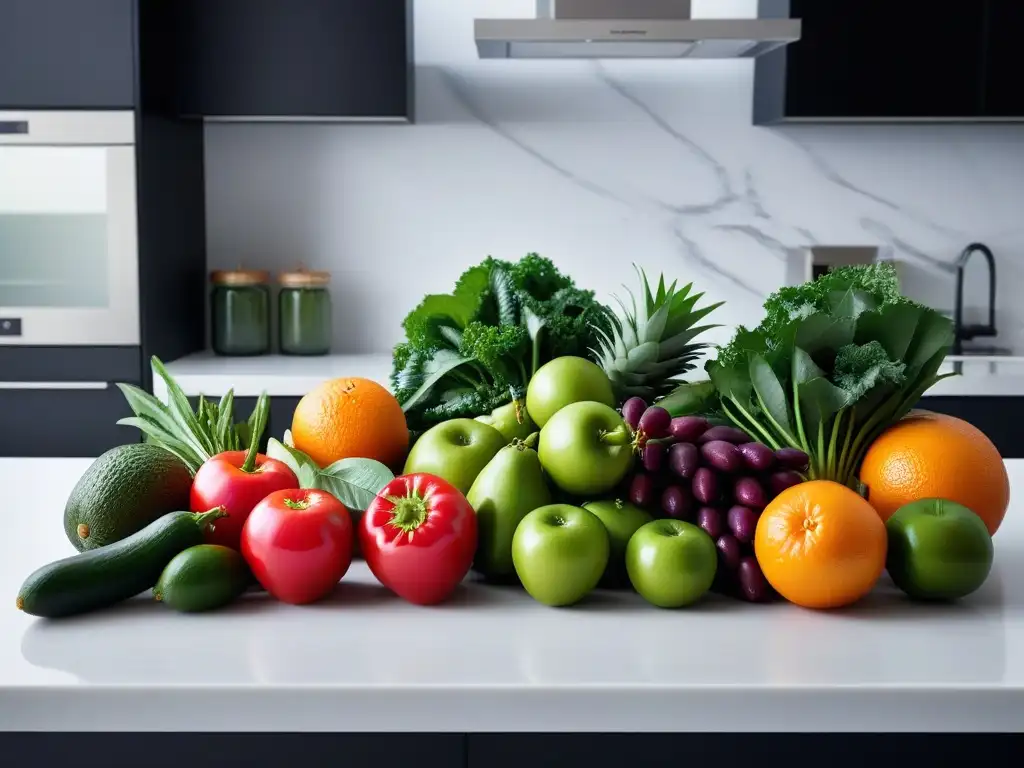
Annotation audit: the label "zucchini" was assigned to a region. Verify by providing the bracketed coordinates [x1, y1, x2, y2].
[17, 508, 225, 619]
[154, 544, 250, 613]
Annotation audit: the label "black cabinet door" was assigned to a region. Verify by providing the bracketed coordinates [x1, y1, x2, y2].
[774, 0, 987, 120]
[918, 396, 1024, 458]
[173, 0, 411, 120]
[0, 384, 140, 458]
[982, 0, 1024, 117]
[0, 0, 136, 109]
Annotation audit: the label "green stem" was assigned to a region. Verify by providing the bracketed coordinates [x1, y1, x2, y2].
[600, 425, 632, 447]
[753, 389, 799, 448]
[240, 391, 269, 473]
[791, 379, 812, 455]
[516, 358, 529, 388]
[193, 506, 228, 531]
[450, 368, 482, 388]
[387, 494, 428, 533]
[836, 406, 856, 483]
[531, 338, 541, 378]
[721, 399, 782, 450]
[814, 422, 826, 480]
[826, 409, 843, 481]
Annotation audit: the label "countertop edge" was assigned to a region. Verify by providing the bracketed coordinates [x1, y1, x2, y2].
[3, 686, 1023, 732]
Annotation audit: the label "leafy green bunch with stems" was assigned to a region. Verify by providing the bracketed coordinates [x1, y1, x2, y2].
[706, 263, 955, 490]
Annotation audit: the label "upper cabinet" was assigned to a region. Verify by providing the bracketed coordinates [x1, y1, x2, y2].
[171, 0, 413, 122]
[0, 0, 136, 109]
[983, 0, 1024, 118]
[754, 0, 1023, 123]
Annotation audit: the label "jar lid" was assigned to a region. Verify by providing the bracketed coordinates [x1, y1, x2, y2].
[210, 269, 271, 287]
[279, 268, 331, 288]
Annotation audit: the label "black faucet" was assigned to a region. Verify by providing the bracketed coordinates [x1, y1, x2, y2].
[952, 242, 997, 355]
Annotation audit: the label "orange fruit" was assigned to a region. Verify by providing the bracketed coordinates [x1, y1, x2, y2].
[858, 411, 1008, 535]
[755, 480, 887, 609]
[291, 377, 409, 470]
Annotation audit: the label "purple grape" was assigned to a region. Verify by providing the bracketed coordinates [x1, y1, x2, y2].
[768, 470, 804, 497]
[698, 425, 752, 445]
[737, 557, 770, 602]
[696, 506, 723, 539]
[622, 397, 648, 430]
[661, 485, 693, 519]
[700, 440, 744, 473]
[775, 447, 810, 471]
[637, 406, 672, 440]
[668, 442, 700, 479]
[642, 441, 666, 472]
[726, 505, 758, 544]
[669, 416, 709, 443]
[738, 442, 775, 472]
[692, 467, 720, 505]
[733, 476, 768, 509]
[629, 473, 657, 509]
[716, 534, 742, 571]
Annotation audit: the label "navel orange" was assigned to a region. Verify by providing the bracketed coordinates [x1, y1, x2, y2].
[858, 411, 1008, 535]
[754, 480, 887, 609]
[291, 377, 409, 470]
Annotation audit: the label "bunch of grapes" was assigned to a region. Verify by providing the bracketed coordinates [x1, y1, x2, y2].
[620, 396, 809, 603]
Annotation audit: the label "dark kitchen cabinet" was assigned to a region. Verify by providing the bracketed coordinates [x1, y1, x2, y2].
[0, 383, 139, 458]
[754, 0, 990, 123]
[982, 0, 1024, 117]
[918, 395, 1024, 458]
[0, 0, 136, 109]
[171, 0, 413, 121]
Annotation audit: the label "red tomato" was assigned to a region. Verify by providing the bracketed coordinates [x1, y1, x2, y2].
[241, 488, 353, 605]
[190, 450, 298, 550]
[359, 473, 477, 605]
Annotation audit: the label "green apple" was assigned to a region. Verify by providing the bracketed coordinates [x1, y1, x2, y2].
[476, 398, 536, 443]
[583, 499, 653, 587]
[512, 504, 609, 606]
[526, 356, 615, 428]
[538, 401, 633, 496]
[467, 438, 552, 581]
[403, 418, 506, 495]
[885, 498, 994, 601]
[626, 519, 717, 608]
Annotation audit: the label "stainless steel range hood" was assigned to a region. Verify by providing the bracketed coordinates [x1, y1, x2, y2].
[475, 0, 801, 60]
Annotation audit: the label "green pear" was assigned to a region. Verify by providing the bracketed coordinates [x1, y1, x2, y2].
[467, 433, 552, 581]
[475, 399, 536, 443]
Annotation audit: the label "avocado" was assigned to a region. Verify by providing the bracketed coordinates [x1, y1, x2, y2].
[63, 443, 193, 552]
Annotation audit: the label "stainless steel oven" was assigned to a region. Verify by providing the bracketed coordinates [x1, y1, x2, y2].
[0, 110, 139, 346]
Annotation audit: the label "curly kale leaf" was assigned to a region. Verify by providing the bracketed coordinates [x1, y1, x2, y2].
[832, 340, 907, 401]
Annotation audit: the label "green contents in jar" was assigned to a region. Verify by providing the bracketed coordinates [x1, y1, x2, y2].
[210, 269, 271, 357]
[278, 268, 332, 356]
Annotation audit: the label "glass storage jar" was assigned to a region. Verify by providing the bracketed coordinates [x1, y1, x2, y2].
[209, 269, 271, 356]
[278, 268, 332, 356]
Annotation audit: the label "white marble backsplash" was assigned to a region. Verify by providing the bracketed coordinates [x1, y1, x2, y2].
[204, 0, 1024, 354]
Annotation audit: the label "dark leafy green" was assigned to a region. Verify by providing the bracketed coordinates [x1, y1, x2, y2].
[706, 263, 955, 488]
[391, 253, 613, 434]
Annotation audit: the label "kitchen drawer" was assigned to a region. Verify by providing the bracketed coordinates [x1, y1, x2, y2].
[0, 382, 139, 458]
[0, 0, 136, 109]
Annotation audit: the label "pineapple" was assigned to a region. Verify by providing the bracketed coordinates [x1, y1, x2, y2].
[591, 266, 723, 403]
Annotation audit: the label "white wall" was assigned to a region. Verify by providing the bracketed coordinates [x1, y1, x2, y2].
[204, 0, 1024, 354]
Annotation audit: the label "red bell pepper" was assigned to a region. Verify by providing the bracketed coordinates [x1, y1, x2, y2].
[359, 473, 477, 605]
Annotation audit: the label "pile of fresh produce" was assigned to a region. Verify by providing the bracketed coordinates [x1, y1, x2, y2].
[14, 255, 1010, 620]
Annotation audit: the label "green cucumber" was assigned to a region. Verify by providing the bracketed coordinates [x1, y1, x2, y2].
[17, 508, 226, 619]
[154, 544, 250, 613]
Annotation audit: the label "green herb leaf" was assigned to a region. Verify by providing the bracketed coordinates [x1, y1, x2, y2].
[749, 353, 793, 438]
[151, 357, 215, 458]
[827, 287, 876, 319]
[216, 389, 236, 452]
[316, 458, 395, 512]
[240, 392, 270, 472]
[400, 349, 475, 412]
[797, 377, 850, 445]
[791, 346, 825, 384]
[116, 415, 203, 473]
[266, 438, 394, 512]
[854, 303, 921, 361]
[489, 266, 519, 326]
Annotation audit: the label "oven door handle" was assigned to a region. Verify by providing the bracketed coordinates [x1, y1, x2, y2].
[0, 381, 111, 391]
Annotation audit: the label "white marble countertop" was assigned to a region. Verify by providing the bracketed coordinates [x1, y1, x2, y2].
[159, 351, 1024, 399]
[1, 457, 1022, 733]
